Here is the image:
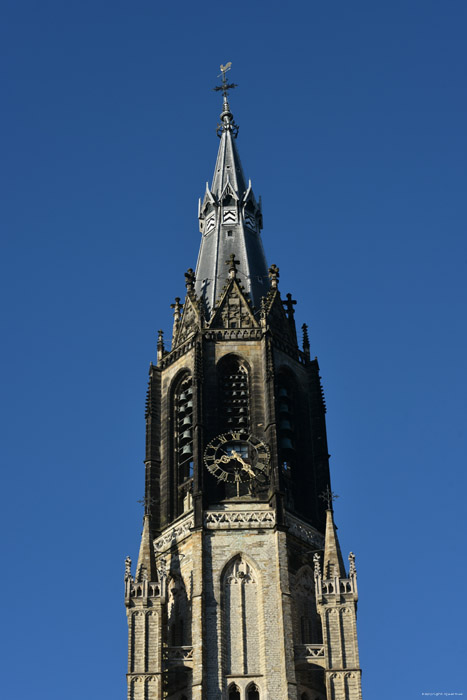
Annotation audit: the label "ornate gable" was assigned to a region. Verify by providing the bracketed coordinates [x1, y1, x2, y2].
[209, 278, 259, 330]
[173, 293, 202, 347]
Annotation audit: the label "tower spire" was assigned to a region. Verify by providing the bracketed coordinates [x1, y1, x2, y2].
[195, 63, 269, 317]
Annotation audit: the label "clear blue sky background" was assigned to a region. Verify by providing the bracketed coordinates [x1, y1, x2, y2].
[1, 1, 466, 698]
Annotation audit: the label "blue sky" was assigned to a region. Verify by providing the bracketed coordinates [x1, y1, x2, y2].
[1, 1, 466, 698]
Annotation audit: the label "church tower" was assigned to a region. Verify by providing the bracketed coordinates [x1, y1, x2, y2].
[124, 67, 363, 700]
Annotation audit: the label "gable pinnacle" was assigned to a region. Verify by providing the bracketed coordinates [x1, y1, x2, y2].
[185, 267, 195, 293]
[302, 323, 311, 359]
[226, 253, 240, 279]
[268, 264, 280, 289]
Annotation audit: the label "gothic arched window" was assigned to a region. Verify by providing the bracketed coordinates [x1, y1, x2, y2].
[228, 684, 241, 700]
[218, 355, 250, 433]
[173, 371, 193, 516]
[246, 682, 260, 700]
[222, 556, 263, 676]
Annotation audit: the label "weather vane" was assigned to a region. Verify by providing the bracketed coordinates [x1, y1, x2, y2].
[213, 62, 238, 101]
[319, 485, 339, 510]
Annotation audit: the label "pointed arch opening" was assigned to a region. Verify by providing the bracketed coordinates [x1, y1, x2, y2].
[228, 684, 241, 700]
[276, 366, 316, 518]
[215, 355, 252, 499]
[221, 554, 263, 678]
[218, 354, 250, 432]
[172, 370, 194, 518]
[246, 682, 260, 700]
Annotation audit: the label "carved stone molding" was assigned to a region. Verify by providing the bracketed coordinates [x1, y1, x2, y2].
[295, 644, 325, 659]
[164, 646, 193, 667]
[204, 328, 262, 341]
[285, 513, 324, 548]
[154, 512, 194, 553]
[205, 509, 276, 529]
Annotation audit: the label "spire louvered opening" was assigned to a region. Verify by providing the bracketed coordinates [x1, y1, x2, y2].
[174, 372, 193, 515]
[218, 355, 250, 432]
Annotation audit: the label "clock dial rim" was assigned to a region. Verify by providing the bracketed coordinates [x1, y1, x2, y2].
[204, 430, 270, 483]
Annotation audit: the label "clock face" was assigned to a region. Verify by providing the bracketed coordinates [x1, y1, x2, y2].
[204, 431, 270, 484]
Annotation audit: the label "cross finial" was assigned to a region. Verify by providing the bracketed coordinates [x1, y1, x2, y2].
[137, 495, 158, 516]
[170, 297, 183, 319]
[319, 485, 339, 511]
[283, 293, 297, 318]
[226, 253, 240, 278]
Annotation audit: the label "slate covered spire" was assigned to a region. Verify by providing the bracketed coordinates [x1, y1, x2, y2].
[323, 508, 347, 580]
[195, 75, 269, 318]
[135, 514, 158, 583]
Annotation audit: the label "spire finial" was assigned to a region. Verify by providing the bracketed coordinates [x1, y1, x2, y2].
[214, 62, 239, 137]
[319, 485, 339, 511]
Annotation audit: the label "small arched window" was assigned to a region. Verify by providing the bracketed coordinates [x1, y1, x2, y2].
[228, 684, 241, 700]
[173, 372, 193, 516]
[246, 682, 260, 700]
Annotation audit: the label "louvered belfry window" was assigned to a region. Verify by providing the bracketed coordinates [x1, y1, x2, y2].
[219, 356, 250, 432]
[174, 372, 193, 513]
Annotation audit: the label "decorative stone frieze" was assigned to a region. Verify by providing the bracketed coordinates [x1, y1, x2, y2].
[204, 509, 275, 529]
[285, 512, 325, 548]
[153, 512, 194, 553]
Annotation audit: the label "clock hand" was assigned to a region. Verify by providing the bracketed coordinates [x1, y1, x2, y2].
[230, 450, 256, 477]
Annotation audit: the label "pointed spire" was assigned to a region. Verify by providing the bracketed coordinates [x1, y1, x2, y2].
[135, 514, 158, 583]
[170, 298, 183, 349]
[195, 64, 269, 317]
[323, 508, 347, 580]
